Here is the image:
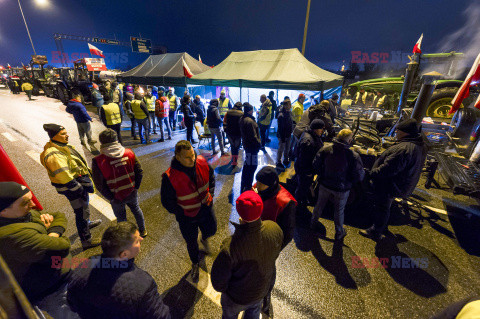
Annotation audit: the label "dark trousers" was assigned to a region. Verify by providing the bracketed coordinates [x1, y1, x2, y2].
[110, 190, 146, 233]
[371, 184, 395, 235]
[295, 173, 314, 206]
[129, 117, 137, 137]
[137, 118, 150, 143]
[106, 123, 123, 145]
[177, 205, 217, 264]
[64, 191, 91, 242]
[259, 124, 269, 147]
[227, 134, 241, 165]
[185, 121, 194, 143]
[148, 111, 157, 133]
[221, 293, 263, 319]
[241, 151, 258, 193]
[26, 90, 32, 100]
[169, 110, 176, 130]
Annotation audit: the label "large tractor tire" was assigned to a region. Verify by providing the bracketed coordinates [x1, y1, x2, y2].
[450, 107, 479, 139]
[426, 87, 471, 119]
[56, 85, 69, 105]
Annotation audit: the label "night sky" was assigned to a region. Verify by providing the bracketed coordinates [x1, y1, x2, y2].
[0, 0, 477, 70]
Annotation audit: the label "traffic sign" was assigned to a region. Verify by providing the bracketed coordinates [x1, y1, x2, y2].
[130, 36, 152, 54]
[92, 37, 120, 45]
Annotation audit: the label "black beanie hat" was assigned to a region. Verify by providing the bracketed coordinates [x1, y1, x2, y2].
[243, 102, 253, 113]
[43, 123, 65, 139]
[99, 128, 118, 144]
[256, 166, 279, 188]
[0, 182, 30, 212]
[310, 119, 325, 130]
[234, 102, 243, 109]
[396, 119, 419, 136]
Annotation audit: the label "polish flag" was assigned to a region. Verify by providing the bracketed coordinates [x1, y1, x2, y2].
[412, 34, 423, 54]
[88, 43, 105, 58]
[198, 55, 202, 63]
[449, 52, 480, 114]
[7, 63, 11, 69]
[183, 58, 193, 78]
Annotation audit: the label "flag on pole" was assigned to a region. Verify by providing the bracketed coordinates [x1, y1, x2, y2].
[7, 63, 11, 69]
[88, 43, 105, 58]
[182, 58, 193, 78]
[449, 52, 480, 115]
[198, 55, 202, 63]
[412, 34, 423, 54]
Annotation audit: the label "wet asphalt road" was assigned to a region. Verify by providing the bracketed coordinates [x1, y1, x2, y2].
[1, 89, 479, 319]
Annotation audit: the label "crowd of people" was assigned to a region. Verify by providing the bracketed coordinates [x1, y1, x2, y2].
[0, 81, 436, 318]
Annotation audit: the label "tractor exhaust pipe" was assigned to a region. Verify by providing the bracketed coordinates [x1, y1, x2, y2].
[411, 72, 441, 123]
[397, 55, 419, 115]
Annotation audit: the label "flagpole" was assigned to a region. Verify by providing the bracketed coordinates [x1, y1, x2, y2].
[17, 0, 36, 55]
[301, 0, 311, 56]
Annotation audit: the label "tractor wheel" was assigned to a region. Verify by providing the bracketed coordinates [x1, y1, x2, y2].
[56, 85, 69, 105]
[426, 87, 468, 120]
[450, 108, 478, 138]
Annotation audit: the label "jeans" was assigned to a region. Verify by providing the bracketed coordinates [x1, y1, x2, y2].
[64, 191, 91, 242]
[185, 121, 194, 143]
[26, 90, 32, 100]
[295, 173, 313, 206]
[210, 127, 224, 153]
[227, 134, 241, 165]
[221, 293, 263, 319]
[177, 205, 217, 264]
[371, 182, 394, 235]
[259, 124, 269, 147]
[106, 123, 123, 145]
[110, 190, 146, 233]
[313, 184, 350, 234]
[77, 122, 93, 143]
[129, 117, 137, 137]
[136, 118, 150, 143]
[277, 136, 291, 163]
[157, 116, 171, 139]
[241, 151, 258, 193]
[169, 109, 176, 130]
[148, 111, 157, 133]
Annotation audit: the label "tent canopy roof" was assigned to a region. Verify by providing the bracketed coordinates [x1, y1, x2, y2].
[188, 48, 343, 91]
[118, 52, 210, 87]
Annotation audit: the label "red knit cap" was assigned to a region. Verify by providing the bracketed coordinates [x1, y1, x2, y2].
[236, 190, 263, 222]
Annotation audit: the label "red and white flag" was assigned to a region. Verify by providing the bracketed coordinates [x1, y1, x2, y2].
[183, 58, 193, 78]
[412, 34, 423, 54]
[88, 43, 105, 58]
[449, 52, 480, 114]
[7, 63, 11, 69]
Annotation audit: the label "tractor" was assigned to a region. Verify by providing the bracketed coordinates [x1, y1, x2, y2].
[55, 59, 94, 105]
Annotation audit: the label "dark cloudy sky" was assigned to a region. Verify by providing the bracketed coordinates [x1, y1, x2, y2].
[0, 0, 476, 70]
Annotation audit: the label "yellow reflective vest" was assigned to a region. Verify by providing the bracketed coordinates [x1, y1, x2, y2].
[292, 101, 304, 124]
[168, 95, 178, 111]
[131, 100, 147, 120]
[102, 102, 122, 125]
[259, 103, 272, 126]
[40, 141, 91, 187]
[144, 96, 156, 112]
[21, 82, 33, 91]
[218, 98, 230, 116]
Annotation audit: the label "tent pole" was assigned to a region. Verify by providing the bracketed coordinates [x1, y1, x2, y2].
[240, 80, 242, 102]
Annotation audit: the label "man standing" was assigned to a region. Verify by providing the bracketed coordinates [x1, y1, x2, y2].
[40, 124, 102, 249]
[124, 92, 139, 140]
[267, 91, 278, 142]
[224, 102, 244, 167]
[66, 91, 96, 146]
[100, 93, 123, 145]
[144, 89, 157, 134]
[92, 129, 147, 237]
[240, 103, 262, 193]
[21, 81, 33, 100]
[218, 89, 232, 117]
[211, 190, 283, 319]
[0, 182, 71, 301]
[312, 129, 365, 240]
[276, 97, 293, 168]
[155, 87, 172, 142]
[292, 93, 306, 125]
[258, 94, 273, 150]
[67, 222, 170, 319]
[112, 81, 124, 117]
[207, 98, 225, 156]
[168, 88, 179, 131]
[180, 95, 197, 144]
[192, 95, 206, 138]
[161, 141, 217, 282]
[327, 93, 340, 123]
[360, 119, 427, 241]
[295, 119, 325, 208]
[91, 83, 104, 116]
[131, 92, 151, 144]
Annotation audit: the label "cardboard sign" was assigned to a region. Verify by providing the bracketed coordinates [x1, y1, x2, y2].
[84, 58, 107, 71]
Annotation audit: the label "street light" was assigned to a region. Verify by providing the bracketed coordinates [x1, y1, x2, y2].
[301, 0, 311, 56]
[17, 0, 49, 56]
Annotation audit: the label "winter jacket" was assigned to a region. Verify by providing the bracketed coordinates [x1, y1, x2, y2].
[161, 157, 215, 219]
[67, 256, 170, 319]
[91, 89, 104, 108]
[66, 99, 92, 123]
[192, 100, 206, 123]
[268, 96, 278, 119]
[293, 104, 335, 140]
[0, 211, 71, 300]
[313, 139, 365, 192]
[277, 107, 294, 141]
[155, 97, 170, 118]
[370, 135, 427, 198]
[294, 130, 324, 175]
[207, 101, 223, 128]
[239, 113, 261, 153]
[91, 143, 143, 201]
[223, 106, 243, 137]
[211, 219, 283, 305]
[292, 101, 304, 124]
[258, 99, 273, 126]
[180, 102, 195, 125]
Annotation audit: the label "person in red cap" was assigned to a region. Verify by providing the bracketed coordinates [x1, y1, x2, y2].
[211, 190, 283, 319]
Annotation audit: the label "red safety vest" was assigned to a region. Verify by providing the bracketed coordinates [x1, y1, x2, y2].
[260, 185, 297, 222]
[164, 156, 213, 217]
[95, 149, 136, 201]
[155, 97, 170, 118]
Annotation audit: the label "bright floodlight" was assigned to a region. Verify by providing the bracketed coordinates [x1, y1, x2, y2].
[35, 0, 49, 7]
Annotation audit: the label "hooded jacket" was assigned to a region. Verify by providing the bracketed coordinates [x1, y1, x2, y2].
[240, 113, 261, 153]
[207, 100, 223, 129]
[66, 99, 92, 123]
[223, 105, 244, 137]
[294, 129, 324, 175]
[293, 104, 335, 140]
[258, 98, 272, 126]
[277, 106, 294, 141]
[370, 135, 427, 197]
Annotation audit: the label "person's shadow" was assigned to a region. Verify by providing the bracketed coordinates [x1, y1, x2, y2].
[160, 273, 203, 318]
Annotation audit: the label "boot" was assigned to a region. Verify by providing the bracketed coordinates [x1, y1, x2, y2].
[191, 263, 199, 283]
[81, 237, 101, 250]
[88, 219, 102, 229]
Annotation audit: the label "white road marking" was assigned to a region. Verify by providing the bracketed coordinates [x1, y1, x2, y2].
[25, 150, 116, 221]
[1, 132, 17, 142]
[186, 269, 222, 307]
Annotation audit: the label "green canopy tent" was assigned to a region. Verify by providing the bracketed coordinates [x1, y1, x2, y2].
[117, 52, 211, 87]
[187, 48, 343, 91]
